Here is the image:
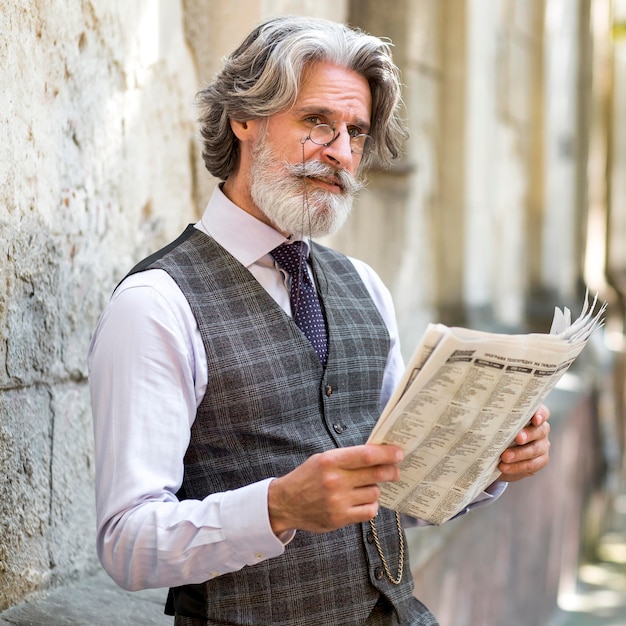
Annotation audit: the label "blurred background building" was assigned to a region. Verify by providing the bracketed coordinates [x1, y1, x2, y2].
[1, 1, 624, 625]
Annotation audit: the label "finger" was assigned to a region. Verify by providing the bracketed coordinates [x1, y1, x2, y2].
[502, 432, 550, 463]
[344, 501, 381, 524]
[326, 444, 404, 471]
[531, 404, 550, 427]
[515, 420, 550, 446]
[349, 484, 383, 507]
[320, 460, 402, 494]
[498, 449, 549, 481]
[343, 484, 398, 523]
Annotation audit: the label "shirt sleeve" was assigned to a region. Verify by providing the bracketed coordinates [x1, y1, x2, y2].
[88, 270, 287, 591]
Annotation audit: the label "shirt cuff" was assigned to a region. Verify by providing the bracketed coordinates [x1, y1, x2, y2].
[220, 477, 294, 567]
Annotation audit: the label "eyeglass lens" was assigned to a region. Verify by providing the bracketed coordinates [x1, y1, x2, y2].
[308, 124, 371, 154]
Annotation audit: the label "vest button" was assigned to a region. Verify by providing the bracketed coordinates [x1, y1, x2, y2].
[333, 423, 344, 434]
[325, 385, 333, 397]
[367, 531, 375, 544]
[374, 567, 384, 580]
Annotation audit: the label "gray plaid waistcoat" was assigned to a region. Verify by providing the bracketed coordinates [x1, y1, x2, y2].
[130, 227, 420, 625]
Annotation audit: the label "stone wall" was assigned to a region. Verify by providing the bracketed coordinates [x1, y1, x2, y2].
[0, 0, 198, 608]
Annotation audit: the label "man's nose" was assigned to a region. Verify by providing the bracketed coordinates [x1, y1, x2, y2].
[319, 126, 354, 170]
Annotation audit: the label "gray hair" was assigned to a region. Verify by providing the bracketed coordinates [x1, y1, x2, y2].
[196, 15, 408, 180]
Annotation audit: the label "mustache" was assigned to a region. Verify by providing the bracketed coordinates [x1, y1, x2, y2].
[284, 160, 364, 196]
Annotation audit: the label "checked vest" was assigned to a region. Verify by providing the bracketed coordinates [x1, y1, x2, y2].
[129, 226, 421, 625]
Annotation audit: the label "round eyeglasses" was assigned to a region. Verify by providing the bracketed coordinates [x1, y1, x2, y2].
[306, 123, 373, 155]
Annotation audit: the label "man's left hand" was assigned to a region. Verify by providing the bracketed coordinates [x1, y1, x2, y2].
[498, 404, 551, 482]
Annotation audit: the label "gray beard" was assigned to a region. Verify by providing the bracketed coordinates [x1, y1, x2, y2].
[249, 142, 364, 238]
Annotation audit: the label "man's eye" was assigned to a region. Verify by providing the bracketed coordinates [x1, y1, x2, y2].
[347, 127, 363, 138]
[306, 116, 322, 125]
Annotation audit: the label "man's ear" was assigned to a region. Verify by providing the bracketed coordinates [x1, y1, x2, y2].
[230, 118, 261, 143]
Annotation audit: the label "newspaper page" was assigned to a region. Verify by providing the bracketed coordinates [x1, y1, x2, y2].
[367, 293, 606, 525]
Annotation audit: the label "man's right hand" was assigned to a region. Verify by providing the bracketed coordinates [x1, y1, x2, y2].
[267, 444, 404, 535]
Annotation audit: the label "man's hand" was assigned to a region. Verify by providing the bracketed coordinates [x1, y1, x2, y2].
[498, 404, 551, 482]
[268, 444, 404, 536]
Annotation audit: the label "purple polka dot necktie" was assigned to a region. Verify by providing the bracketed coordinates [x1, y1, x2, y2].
[270, 241, 328, 366]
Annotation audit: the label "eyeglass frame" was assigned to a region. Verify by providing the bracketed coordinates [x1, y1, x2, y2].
[305, 123, 373, 155]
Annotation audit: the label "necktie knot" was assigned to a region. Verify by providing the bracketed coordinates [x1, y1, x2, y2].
[269, 241, 308, 281]
[270, 241, 328, 366]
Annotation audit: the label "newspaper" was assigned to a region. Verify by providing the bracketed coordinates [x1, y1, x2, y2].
[367, 292, 606, 525]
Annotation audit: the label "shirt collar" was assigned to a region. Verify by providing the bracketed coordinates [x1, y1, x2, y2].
[196, 185, 301, 268]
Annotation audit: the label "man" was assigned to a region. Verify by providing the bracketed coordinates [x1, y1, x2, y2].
[89, 16, 551, 626]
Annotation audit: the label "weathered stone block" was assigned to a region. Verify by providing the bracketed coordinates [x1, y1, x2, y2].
[0, 387, 52, 610]
[48, 383, 98, 581]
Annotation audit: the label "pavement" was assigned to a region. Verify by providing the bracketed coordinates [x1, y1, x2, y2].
[1, 494, 625, 626]
[0, 572, 171, 626]
[547, 492, 626, 626]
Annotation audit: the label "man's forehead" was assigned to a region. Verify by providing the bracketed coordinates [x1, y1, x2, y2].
[288, 62, 372, 123]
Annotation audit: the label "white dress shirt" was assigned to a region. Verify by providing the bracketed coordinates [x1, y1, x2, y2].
[89, 185, 503, 591]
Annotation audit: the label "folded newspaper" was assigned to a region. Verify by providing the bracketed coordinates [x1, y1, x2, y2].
[367, 292, 606, 525]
